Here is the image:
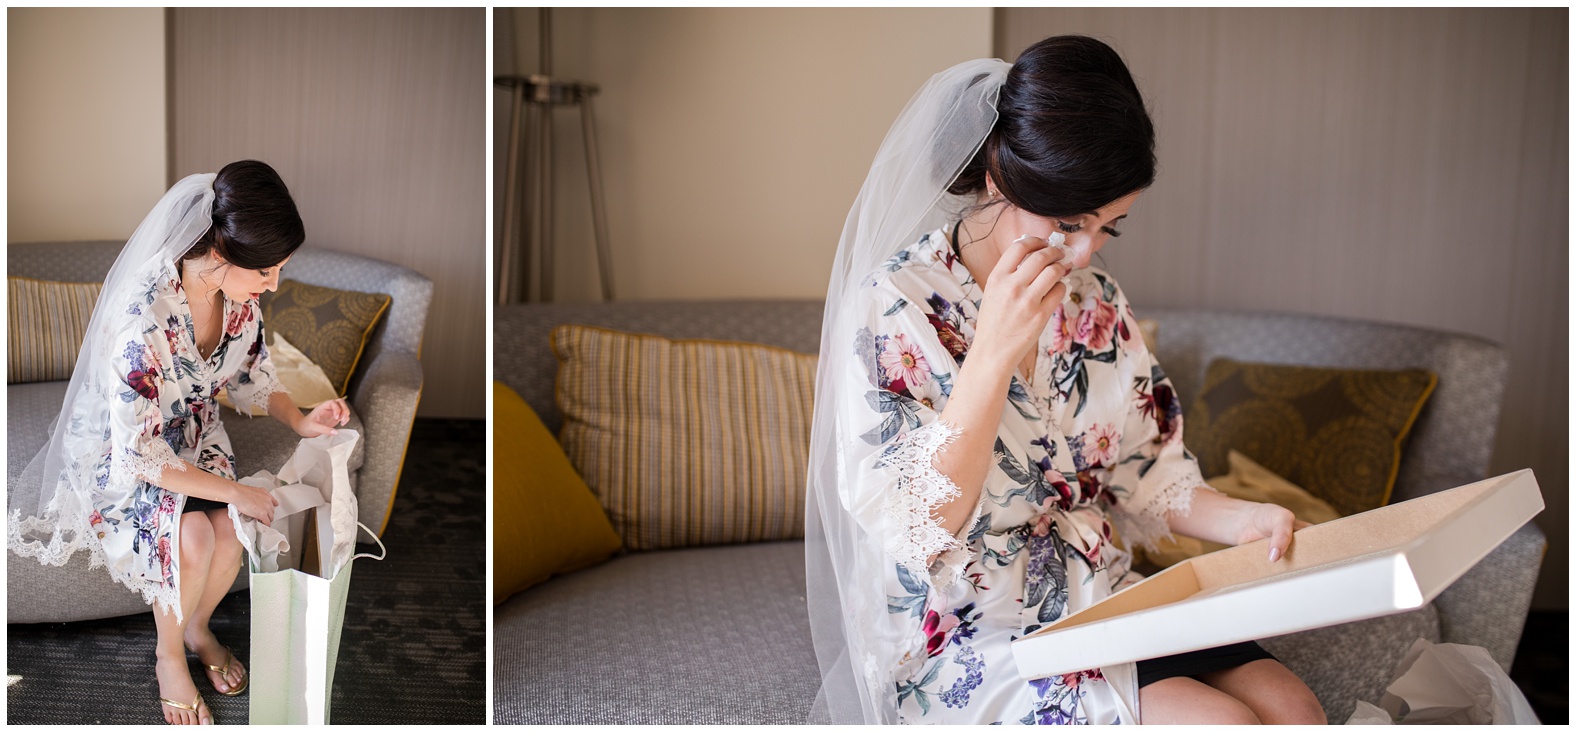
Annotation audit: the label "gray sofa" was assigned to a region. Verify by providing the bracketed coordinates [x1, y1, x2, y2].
[8, 240, 431, 624]
[493, 299, 1546, 724]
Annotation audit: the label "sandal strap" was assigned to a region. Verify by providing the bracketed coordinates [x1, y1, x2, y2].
[205, 649, 235, 675]
[159, 695, 200, 712]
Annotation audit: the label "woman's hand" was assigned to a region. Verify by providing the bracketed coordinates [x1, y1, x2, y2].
[1232, 502, 1312, 563]
[1167, 489, 1312, 563]
[230, 481, 279, 526]
[294, 398, 350, 438]
[970, 234, 1075, 371]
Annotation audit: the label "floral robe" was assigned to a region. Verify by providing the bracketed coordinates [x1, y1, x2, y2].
[73, 261, 285, 613]
[847, 230, 1208, 724]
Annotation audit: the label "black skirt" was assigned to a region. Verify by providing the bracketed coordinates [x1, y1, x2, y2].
[1134, 641, 1278, 688]
[181, 497, 230, 514]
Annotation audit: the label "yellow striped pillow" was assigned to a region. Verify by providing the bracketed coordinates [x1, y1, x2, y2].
[7, 277, 102, 384]
[552, 325, 816, 550]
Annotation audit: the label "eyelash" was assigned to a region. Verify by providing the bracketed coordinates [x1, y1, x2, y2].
[259, 270, 272, 277]
[1056, 220, 1123, 238]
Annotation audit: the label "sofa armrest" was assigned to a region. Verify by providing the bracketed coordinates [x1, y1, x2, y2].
[1434, 518, 1546, 671]
[1383, 469, 1547, 671]
[347, 350, 423, 537]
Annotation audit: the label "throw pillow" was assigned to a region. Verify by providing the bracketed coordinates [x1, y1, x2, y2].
[1141, 449, 1344, 568]
[552, 325, 817, 550]
[1186, 359, 1436, 516]
[261, 279, 391, 396]
[493, 381, 621, 603]
[7, 277, 103, 383]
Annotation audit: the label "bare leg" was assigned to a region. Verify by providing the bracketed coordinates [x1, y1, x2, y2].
[183, 508, 247, 694]
[1139, 676, 1261, 724]
[1198, 659, 1327, 724]
[152, 512, 215, 725]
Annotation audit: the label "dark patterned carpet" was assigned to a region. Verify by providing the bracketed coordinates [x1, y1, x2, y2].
[1510, 610, 1568, 724]
[6, 418, 485, 724]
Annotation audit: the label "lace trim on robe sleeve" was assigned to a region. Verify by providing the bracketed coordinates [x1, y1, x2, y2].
[230, 373, 287, 417]
[877, 419, 980, 591]
[1107, 462, 1215, 553]
[112, 436, 187, 489]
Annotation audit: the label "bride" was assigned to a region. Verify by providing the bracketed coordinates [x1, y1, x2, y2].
[805, 36, 1326, 724]
[9, 160, 350, 724]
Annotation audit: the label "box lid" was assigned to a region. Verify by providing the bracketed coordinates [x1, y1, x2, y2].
[1010, 470, 1543, 680]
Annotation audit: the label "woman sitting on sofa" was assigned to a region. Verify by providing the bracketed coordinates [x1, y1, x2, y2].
[804, 36, 1325, 724]
[9, 160, 350, 725]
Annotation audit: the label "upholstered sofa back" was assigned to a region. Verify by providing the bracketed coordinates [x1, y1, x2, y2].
[496, 299, 1508, 509]
[8, 241, 432, 391]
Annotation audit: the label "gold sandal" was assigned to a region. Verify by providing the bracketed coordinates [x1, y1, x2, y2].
[159, 693, 210, 724]
[205, 648, 248, 696]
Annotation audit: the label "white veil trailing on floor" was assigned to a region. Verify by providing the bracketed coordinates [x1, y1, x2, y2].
[8, 173, 217, 578]
[805, 58, 1009, 724]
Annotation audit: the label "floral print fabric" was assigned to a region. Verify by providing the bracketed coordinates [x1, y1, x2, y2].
[76, 261, 285, 613]
[845, 230, 1209, 724]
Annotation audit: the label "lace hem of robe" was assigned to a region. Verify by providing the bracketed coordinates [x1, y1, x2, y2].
[7, 491, 184, 621]
[878, 420, 979, 591]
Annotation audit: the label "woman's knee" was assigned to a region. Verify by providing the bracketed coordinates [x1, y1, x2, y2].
[1140, 677, 1261, 724]
[206, 508, 243, 559]
[1201, 659, 1326, 725]
[1259, 684, 1326, 725]
[179, 512, 216, 567]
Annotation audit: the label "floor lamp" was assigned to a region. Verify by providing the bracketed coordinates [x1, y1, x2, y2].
[495, 14, 613, 304]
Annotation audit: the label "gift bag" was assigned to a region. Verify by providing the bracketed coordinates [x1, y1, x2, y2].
[1344, 638, 1541, 724]
[230, 430, 387, 724]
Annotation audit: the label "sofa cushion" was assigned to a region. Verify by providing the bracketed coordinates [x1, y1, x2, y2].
[493, 381, 620, 603]
[261, 278, 391, 395]
[1186, 359, 1436, 516]
[552, 325, 816, 550]
[492, 541, 821, 724]
[7, 277, 102, 384]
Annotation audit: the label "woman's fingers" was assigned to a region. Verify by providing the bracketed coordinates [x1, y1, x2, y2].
[1268, 512, 1294, 563]
[1027, 257, 1068, 302]
[992, 234, 1044, 282]
[1041, 280, 1068, 309]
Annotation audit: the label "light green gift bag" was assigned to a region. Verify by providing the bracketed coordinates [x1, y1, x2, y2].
[230, 431, 386, 725]
[246, 523, 384, 723]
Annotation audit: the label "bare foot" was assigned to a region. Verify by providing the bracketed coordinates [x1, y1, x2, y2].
[184, 625, 246, 696]
[155, 654, 211, 725]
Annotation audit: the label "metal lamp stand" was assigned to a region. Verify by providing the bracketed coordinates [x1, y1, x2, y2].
[495, 13, 613, 304]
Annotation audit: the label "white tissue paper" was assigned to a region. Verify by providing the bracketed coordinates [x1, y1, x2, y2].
[1344, 638, 1540, 724]
[229, 430, 361, 578]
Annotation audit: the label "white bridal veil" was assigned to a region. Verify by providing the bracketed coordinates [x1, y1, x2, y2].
[8, 173, 217, 582]
[805, 58, 1010, 723]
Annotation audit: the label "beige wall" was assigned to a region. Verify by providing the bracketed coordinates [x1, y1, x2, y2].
[999, 8, 1568, 609]
[171, 8, 487, 419]
[7, 8, 167, 241]
[499, 8, 993, 302]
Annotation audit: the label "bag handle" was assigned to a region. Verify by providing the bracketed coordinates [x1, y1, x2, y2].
[352, 521, 388, 562]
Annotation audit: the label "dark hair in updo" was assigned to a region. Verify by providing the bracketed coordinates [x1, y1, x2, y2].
[182, 160, 305, 270]
[950, 35, 1155, 218]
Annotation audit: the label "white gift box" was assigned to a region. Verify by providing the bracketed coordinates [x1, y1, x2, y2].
[1011, 469, 1543, 680]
